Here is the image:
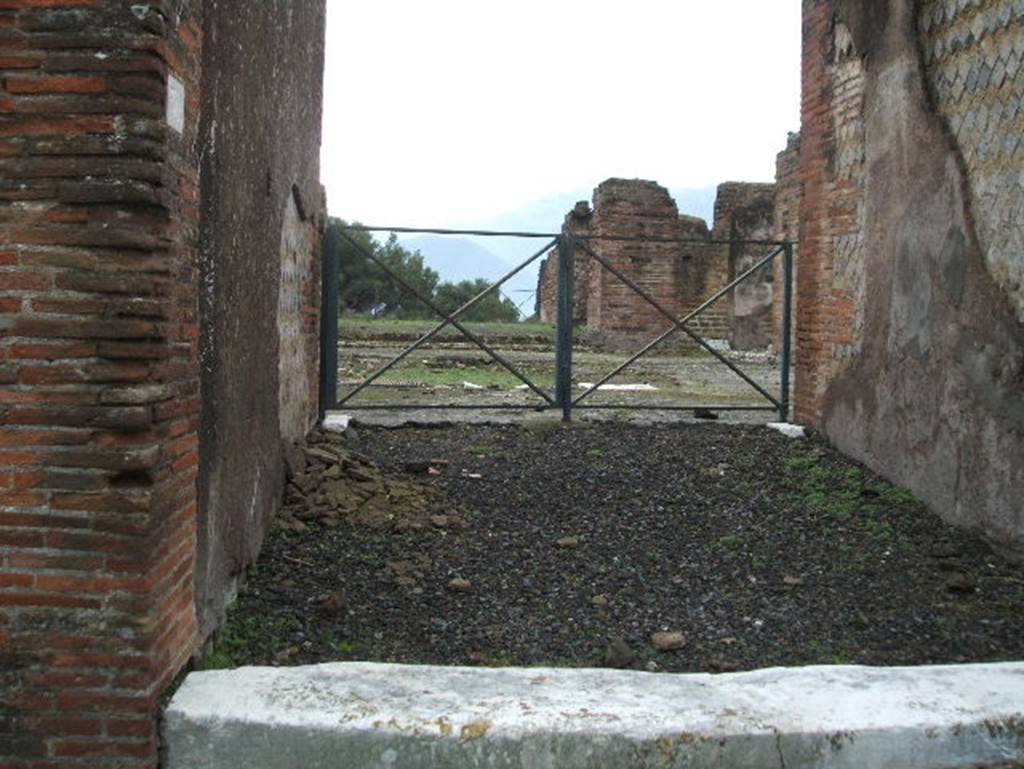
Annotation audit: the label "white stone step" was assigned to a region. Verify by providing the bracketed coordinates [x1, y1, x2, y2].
[163, 661, 1024, 769]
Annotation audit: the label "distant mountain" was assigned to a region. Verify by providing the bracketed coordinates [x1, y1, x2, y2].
[401, 236, 510, 284]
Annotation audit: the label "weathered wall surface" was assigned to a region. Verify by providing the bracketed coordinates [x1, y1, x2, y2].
[196, 0, 325, 639]
[537, 180, 777, 347]
[0, 2, 204, 764]
[772, 133, 802, 353]
[713, 183, 777, 350]
[585, 180, 680, 339]
[536, 201, 592, 324]
[797, 0, 1024, 557]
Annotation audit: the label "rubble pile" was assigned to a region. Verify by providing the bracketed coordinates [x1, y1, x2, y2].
[276, 429, 458, 531]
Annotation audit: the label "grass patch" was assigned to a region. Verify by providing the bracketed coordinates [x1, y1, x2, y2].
[201, 606, 300, 670]
[783, 451, 920, 539]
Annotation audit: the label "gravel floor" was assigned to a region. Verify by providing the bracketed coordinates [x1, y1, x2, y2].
[212, 422, 1024, 674]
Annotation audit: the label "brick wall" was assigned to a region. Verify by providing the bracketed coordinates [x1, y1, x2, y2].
[536, 201, 592, 324]
[793, 0, 867, 425]
[586, 180, 691, 343]
[796, 0, 1024, 557]
[536, 180, 759, 347]
[0, 2, 203, 765]
[0, 1, 326, 766]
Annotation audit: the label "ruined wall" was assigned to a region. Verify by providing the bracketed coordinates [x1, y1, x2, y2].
[0, 1, 325, 766]
[195, 0, 325, 641]
[536, 201, 592, 324]
[0, 2, 203, 764]
[772, 133, 802, 353]
[797, 0, 1024, 557]
[713, 183, 777, 350]
[585, 180, 690, 343]
[535, 180, 785, 348]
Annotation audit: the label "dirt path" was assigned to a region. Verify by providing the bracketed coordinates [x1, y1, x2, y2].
[210, 423, 1024, 674]
[337, 344, 788, 423]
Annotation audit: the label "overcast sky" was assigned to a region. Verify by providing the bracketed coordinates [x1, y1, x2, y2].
[321, 1, 801, 228]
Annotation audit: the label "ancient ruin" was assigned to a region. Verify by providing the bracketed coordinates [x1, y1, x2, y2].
[535, 179, 779, 350]
[0, 0, 1022, 766]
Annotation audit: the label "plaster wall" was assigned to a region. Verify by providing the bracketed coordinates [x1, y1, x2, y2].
[195, 0, 326, 638]
[797, 0, 1024, 558]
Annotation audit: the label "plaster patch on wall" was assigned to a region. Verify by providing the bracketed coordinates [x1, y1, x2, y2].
[919, 0, 1024, 320]
[277, 193, 313, 445]
[167, 74, 185, 135]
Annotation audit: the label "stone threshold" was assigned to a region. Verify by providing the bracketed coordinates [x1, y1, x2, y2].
[163, 661, 1024, 768]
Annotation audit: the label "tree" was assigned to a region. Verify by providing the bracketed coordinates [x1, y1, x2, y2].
[333, 219, 439, 319]
[434, 278, 520, 323]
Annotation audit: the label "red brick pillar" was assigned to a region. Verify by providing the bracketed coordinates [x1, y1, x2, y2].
[794, 0, 864, 426]
[1, 3, 202, 766]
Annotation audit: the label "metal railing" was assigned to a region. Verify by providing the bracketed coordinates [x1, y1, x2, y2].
[319, 222, 794, 422]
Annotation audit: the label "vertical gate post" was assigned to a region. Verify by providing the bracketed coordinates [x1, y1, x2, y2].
[779, 242, 794, 422]
[554, 234, 575, 422]
[319, 222, 340, 420]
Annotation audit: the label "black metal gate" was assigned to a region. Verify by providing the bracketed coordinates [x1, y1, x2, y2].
[319, 223, 793, 422]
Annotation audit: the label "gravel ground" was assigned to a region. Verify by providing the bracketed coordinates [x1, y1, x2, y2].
[212, 422, 1024, 674]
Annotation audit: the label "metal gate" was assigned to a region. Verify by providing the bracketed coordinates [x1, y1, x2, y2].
[319, 223, 793, 422]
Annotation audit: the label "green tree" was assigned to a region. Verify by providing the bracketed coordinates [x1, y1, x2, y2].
[434, 278, 520, 323]
[333, 219, 439, 319]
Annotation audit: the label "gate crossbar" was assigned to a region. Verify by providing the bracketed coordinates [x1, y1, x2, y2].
[572, 239, 783, 409]
[335, 227, 557, 407]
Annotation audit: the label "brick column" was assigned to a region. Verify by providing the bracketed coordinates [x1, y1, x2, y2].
[1, 3, 202, 767]
[794, 0, 865, 425]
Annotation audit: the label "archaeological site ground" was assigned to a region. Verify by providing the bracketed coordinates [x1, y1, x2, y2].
[0, 1, 1022, 768]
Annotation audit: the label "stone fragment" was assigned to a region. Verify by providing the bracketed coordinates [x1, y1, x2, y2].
[650, 631, 686, 651]
[282, 442, 306, 479]
[590, 594, 609, 608]
[447, 577, 472, 592]
[556, 536, 580, 549]
[783, 575, 805, 586]
[603, 637, 637, 669]
[945, 573, 977, 593]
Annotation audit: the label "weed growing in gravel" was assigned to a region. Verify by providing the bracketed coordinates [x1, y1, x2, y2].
[201, 609, 299, 670]
[784, 454, 874, 521]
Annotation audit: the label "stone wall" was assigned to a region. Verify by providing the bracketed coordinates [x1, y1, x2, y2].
[0, 1, 325, 766]
[796, 0, 1023, 558]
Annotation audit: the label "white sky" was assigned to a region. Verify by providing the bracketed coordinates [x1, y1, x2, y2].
[321, 1, 801, 228]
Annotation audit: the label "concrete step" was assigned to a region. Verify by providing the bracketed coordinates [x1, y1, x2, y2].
[163, 661, 1024, 769]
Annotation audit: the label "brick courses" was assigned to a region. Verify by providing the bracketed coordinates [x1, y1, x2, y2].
[1, 2, 198, 767]
[537, 179, 782, 349]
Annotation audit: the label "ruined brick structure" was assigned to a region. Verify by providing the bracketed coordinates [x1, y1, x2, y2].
[0, 2, 325, 766]
[772, 133, 802, 353]
[796, 0, 1023, 557]
[712, 182, 776, 350]
[536, 179, 779, 350]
